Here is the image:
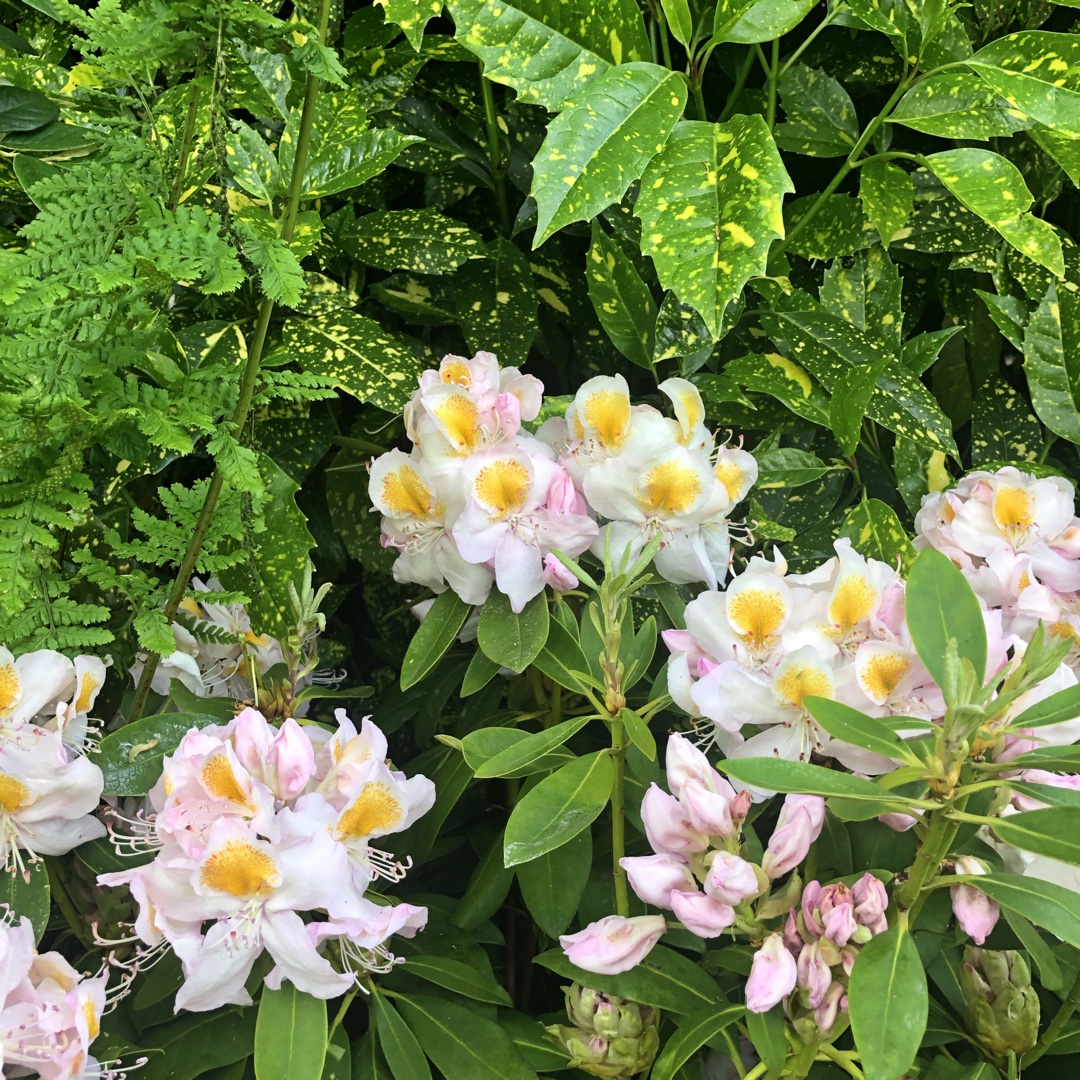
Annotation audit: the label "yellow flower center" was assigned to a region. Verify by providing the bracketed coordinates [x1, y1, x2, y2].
[475, 458, 531, 519]
[381, 465, 434, 518]
[715, 459, 749, 503]
[0, 663, 20, 716]
[583, 389, 630, 449]
[432, 393, 482, 454]
[992, 485, 1035, 541]
[440, 358, 472, 387]
[0, 773, 30, 812]
[859, 652, 911, 701]
[774, 664, 833, 709]
[728, 588, 786, 649]
[199, 840, 279, 897]
[828, 575, 877, 633]
[639, 460, 701, 516]
[201, 753, 253, 811]
[1050, 621, 1080, 646]
[336, 781, 404, 840]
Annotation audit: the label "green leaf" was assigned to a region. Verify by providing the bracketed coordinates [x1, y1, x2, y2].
[286, 309, 425, 414]
[503, 750, 614, 867]
[1024, 281, 1080, 444]
[890, 73, 1033, 139]
[399, 953, 513, 1006]
[1, 122, 96, 153]
[839, 499, 917, 573]
[860, 159, 914, 246]
[373, 992, 432, 1080]
[722, 352, 830, 426]
[785, 193, 872, 259]
[531, 63, 687, 245]
[474, 716, 592, 779]
[661, 0, 693, 46]
[461, 649, 501, 697]
[924, 149, 1063, 278]
[636, 116, 791, 338]
[1030, 123, 1080, 188]
[456, 238, 538, 367]
[517, 826, 592, 937]
[535, 945, 721, 1015]
[587, 221, 657, 369]
[477, 590, 550, 673]
[140, 1007, 257, 1080]
[988, 807, 1080, 867]
[533, 616, 594, 695]
[449, 0, 648, 110]
[990, 745, 1080, 772]
[906, 547, 988, 690]
[232, 209, 307, 308]
[227, 122, 281, 202]
[1000, 907, 1063, 992]
[744, 1005, 786, 1075]
[376, 0, 443, 50]
[971, 371, 1042, 466]
[830, 361, 887, 456]
[754, 447, 832, 488]
[401, 591, 471, 690]
[453, 831, 516, 929]
[0, 85, 59, 132]
[97, 712, 221, 796]
[963, 873, 1080, 950]
[254, 982, 327, 1080]
[718, 757, 897, 800]
[461, 728, 574, 777]
[349, 209, 484, 274]
[501, 1019, 572, 1073]
[713, 0, 815, 44]
[620, 705, 657, 762]
[651, 1005, 745, 1080]
[1010, 683, 1080, 730]
[805, 696, 923, 765]
[819, 245, 903, 356]
[9, 861, 50, 943]
[775, 64, 858, 157]
[967, 32, 1080, 137]
[847, 0, 910, 47]
[396, 993, 537, 1080]
[653, 293, 716, 361]
[849, 927, 927, 1080]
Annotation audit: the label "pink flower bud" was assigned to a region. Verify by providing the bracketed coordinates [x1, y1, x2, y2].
[822, 901, 858, 947]
[641, 784, 707, 855]
[681, 781, 734, 838]
[813, 981, 846, 1032]
[620, 854, 695, 909]
[762, 795, 825, 878]
[546, 469, 587, 516]
[951, 856, 999, 945]
[783, 910, 804, 953]
[542, 553, 578, 593]
[729, 790, 752, 826]
[745, 933, 798, 1013]
[665, 733, 732, 800]
[669, 889, 736, 938]
[851, 873, 888, 935]
[268, 718, 316, 801]
[797, 940, 832, 1008]
[560, 915, 666, 975]
[878, 810, 918, 832]
[704, 852, 760, 906]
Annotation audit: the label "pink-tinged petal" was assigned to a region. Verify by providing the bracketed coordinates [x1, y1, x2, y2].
[669, 889, 736, 938]
[620, 854, 694, 909]
[262, 910, 354, 1000]
[559, 915, 665, 975]
[173, 924, 259, 1013]
[745, 933, 798, 1013]
[268, 719, 316, 801]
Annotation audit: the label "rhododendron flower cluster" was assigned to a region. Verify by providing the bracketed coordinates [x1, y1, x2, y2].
[99, 707, 432, 1012]
[0, 647, 107, 876]
[0, 914, 111, 1080]
[371, 353, 757, 613]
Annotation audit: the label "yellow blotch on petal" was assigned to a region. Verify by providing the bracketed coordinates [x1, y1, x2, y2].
[200, 841, 280, 897]
[638, 460, 701, 516]
[83, 999, 100, 1041]
[828, 574, 877, 632]
[1049, 621, 1080, 646]
[475, 458, 531, 519]
[382, 465, 434, 518]
[860, 652, 910, 701]
[583, 389, 631, 450]
[774, 664, 833, 709]
[74, 672, 100, 715]
[0, 773, 29, 812]
[336, 781, 404, 840]
[432, 394, 482, 454]
[728, 589, 787, 649]
[715, 459, 749, 503]
[440, 358, 472, 387]
[992, 485, 1035, 542]
[0, 664, 20, 716]
[201, 754, 253, 811]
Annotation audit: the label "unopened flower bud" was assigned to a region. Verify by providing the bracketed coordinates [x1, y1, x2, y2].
[641, 784, 707, 855]
[960, 948, 1040, 1058]
[620, 853, 694, 909]
[669, 889, 736, 938]
[851, 873, 889, 936]
[560, 915, 666, 975]
[745, 933, 798, 1013]
[951, 857, 999, 946]
[543, 553, 578, 593]
[762, 795, 825, 878]
[704, 851, 761, 906]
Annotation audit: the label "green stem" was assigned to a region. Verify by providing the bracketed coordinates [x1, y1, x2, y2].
[168, 79, 202, 209]
[610, 712, 630, 917]
[777, 75, 911, 256]
[328, 988, 358, 1047]
[779, 7, 838, 76]
[743, 1063, 768, 1080]
[1024, 967, 1080, 1067]
[895, 795, 967, 919]
[691, 74, 707, 121]
[818, 1045, 866, 1080]
[657, 7, 674, 70]
[479, 66, 511, 236]
[719, 48, 755, 123]
[128, 0, 333, 724]
[766, 38, 779, 130]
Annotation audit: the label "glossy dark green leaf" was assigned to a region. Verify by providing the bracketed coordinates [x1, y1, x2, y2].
[349, 209, 483, 274]
[744, 1005, 787, 1074]
[805, 696, 922, 765]
[718, 757, 896, 800]
[960, 873, 1080, 949]
[452, 830, 516, 930]
[722, 353, 830, 426]
[139, 1007, 257, 1080]
[1010, 682, 1080, 730]
[97, 712, 221, 795]
[830, 362, 886, 456]
[533, 616, 594, 695]
[989, 807, 1080, 866]
[587, 221, 656, 369]
[373, 992, 432, 1080]
[713, 0, 815, 44]
[401, 953, 513, 1006]
[839, 499, 917, 573]
[1, 121, 96, 152]
[651, 1004, 744, 1080]
[0, 85, 59, 132]
[474, 716, 591, 779]
[255, 982, 327, 1080]
[8, 861, 50, 943]
[460, 648, 501, 697]
[517, 825, 592, 937]
[661, 0, 693, 46]
[1000, 907, 1063, 992]
[1024, 281, 1080, 444]
[775, 64, 858, 157]
[456, 238, 538, 367]
[754, 447, 832, 488]
[971, 371, 1042, 466]
[785, 192, 872, 259]
[503, 750, 614, 867]
[988, 744, 1080, 772]
[477, 590, 550, 673]
[401, 591, 471, 690]
[379, 0, 443, 49]
[819, 245, 903, 356]
[227, 122, 281, 202]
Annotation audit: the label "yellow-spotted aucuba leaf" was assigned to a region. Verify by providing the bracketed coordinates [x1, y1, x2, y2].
[924, 149, 1064, 278]
[722, 352, 831, 427]
[819, 245, 902, 356]
[531, 64, 686, 246]
[891, 168, 996, 254]
[635, 116, 791, 339]
[653, 292, 714, 362]
[713, 0, 815, 45]
[234, 44, 292, 121]
[660, 0, 693, 47]
[375, 0, 443, 51]
[785, 193, 874, 260]
[1023, 281, 1080, 444]
[971, 375, 1042, 467]
[754, 447, 832, 488]
[846, 0, 910, 51]
[901, 325, 963, 376]
[456, 237, 539, 367]
[371, 272, 457, 324]
[448, 0, 649, 112]
[1030, 124, 1080, 188]
[226, 121, 281, 203]
[840, 499, 917, 572]
[892, 436, 944, 516]
[280, 89, 421, 197]
[859, 159, 913, 247]
[348, 209, 484, 273]
[775, 64, 858, 157]
[285, 309, 425, 414]
[975, 289, 1027, 351]
[888, 73, 1032, 140]
[766, 309, 959, 457]
[289, 211, 323, 261]
[967, 32, 1080, 137]
[586, 221, 656, 370]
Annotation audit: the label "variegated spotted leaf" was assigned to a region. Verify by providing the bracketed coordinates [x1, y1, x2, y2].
[722, 352, 831, 427]
[967, 32, 1080, 137]
[448, 0, 649, 112]
[975, 289, 1027, 351]
[713, 0, 815, 44]
[901, 325, 963, 376]
[754, 447, 832, 488]
[531, 63, 686, 246]
[819, 245, 903, 356]
[893, 436, 950, 516]
[456, 238, 539, 367]
[234, 44, 292, 121]
[226, 121, 281, 203]
[635, 116, 792, 339]
[892, 167, 997, 255]
[859, 159, 913, 247]
[766, 309, 959, 457]
[286, 309, 425, 414]
[348, 209, 484, 273]
[971, 375, 1042, 467]
[280, 90, 421, 197]
[660, 0, 693, 47]
[846, 0, 910, 51]
[840, 499, 917, 573]
[375, 0, 443, 50]
[1023, 281, 1080, 444]
[586, 221, 657, 370]
[775, 64, 858, 158]
[1030, 124, 1080, 188]
[888, 73, 1032, 140]
[924, 149, 1064, 278]
[653, 292, 714, 362]
[785, 193, 874, 260]
[830, 359, 888, 456]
